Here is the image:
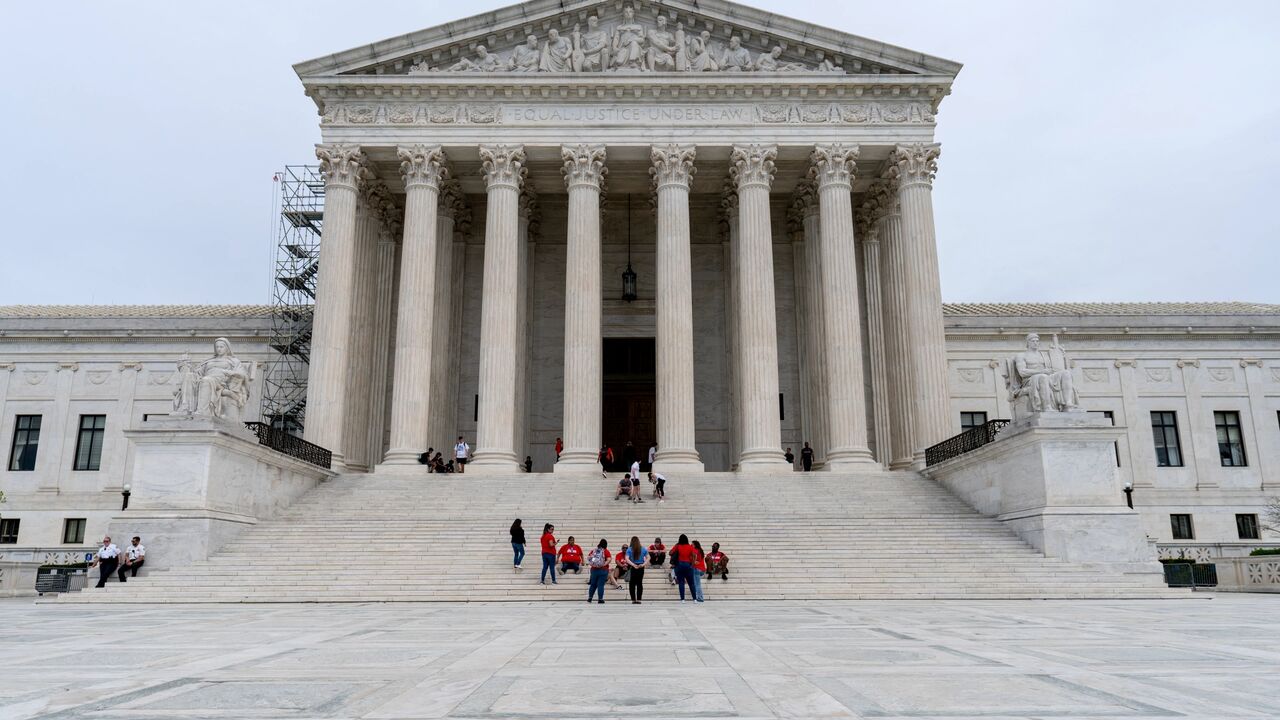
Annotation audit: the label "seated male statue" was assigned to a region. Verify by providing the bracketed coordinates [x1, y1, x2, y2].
[1006, 333, 1079, 417]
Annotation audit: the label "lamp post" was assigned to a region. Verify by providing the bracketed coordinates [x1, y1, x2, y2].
[621, 195, 637, 302]
[1122, 480, 1133, 509]
[121, 483, 131, 511]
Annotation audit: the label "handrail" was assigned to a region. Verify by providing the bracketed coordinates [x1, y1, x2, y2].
[925, 419, 1011, 467]
[243, 422, 332, 469]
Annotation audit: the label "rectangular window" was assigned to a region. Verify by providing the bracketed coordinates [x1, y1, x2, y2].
[1214, 411, 1247, 467]
[62, 518, 86, 544]
[1170, 513, 1194, 540]
[73, 415, 107, 471]
[8, 414, 41, 471]
[960, 412, 988, 431]
[1237, 514, 1260, 540]
[0, 518, 18, 544]
[1150, 412, 1183, 467]
[1101, 411, 1121, 467]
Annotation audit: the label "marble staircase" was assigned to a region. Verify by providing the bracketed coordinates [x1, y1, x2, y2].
[59, 470, 1179, 603]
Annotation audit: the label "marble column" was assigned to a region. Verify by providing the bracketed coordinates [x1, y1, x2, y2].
[366, 199, 400, 467]
[305, 143, 369, 467]
[427, 183, 464, 455]
[796, 180, 828, 468]
[651, 144, 703, 472]
[857, 202, 891, 467]
[514, 189, 537, 462]
[873, 180, 915, 469]
[889, 143, 951, 465]
[557, 144, 606, 472]
[470, 144, 526, 472]
[384, 145, 448, 465]
[811, 144, 875, 468]
[720, 184, 742, 469]
[342, 183, 386, 472]
[730, 144, 787, 469]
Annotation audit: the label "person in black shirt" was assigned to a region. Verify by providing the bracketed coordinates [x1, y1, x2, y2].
[524, 456, 533, 473]
[510, 519, 526, 572]
[801, 442, 814, 472]
[784, 447, 795, 466]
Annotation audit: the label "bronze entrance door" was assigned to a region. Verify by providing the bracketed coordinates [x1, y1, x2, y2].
[601, 338, 655, 473]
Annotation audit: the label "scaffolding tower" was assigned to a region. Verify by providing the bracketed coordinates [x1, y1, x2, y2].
[261, 165, 324, 434]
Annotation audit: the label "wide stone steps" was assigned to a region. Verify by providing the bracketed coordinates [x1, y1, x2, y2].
[58, 470, 1180, 603]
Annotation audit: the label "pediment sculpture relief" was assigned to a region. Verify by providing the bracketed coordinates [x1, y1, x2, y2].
[408, 7, 844, 75]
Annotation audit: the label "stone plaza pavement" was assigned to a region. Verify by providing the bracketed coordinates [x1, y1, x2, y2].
[1, 595, 1278, 719]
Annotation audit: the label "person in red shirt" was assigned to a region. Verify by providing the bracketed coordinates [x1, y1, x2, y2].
[555, 437, 563, 461]
[585, 539, 611, 603]
[670, 534, 698, 601]
[558, 536, 584, 574]
[648, 538, 666, 567]
[706, 542, 729, 581]
[691, 540, 707, 602]
[539, 523, 558, 585]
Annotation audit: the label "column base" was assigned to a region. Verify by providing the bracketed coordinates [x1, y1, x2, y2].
[373, 462, 428, 475]
[466, 451, 520, 474]
[823, 448, 878, 471]
[382, 449, 426, 466]
[554, 450, 603, 474]
[736, 448, 789, 472]
[654, 449, 703, 473]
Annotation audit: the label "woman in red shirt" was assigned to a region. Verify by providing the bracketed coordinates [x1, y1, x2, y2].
[691, 540, 707, 602]
[670, 534, 698, 601]
[539, 523, 557, 585]
[557, 536, 584, 574]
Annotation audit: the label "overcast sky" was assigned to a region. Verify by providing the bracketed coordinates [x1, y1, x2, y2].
[2, 1, 1277, 306]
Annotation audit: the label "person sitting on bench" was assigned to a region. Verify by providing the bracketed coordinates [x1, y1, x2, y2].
[558, 536, 584, 574]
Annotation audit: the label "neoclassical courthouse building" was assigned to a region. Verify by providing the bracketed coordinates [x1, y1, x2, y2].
[1, 0, 1277, 582]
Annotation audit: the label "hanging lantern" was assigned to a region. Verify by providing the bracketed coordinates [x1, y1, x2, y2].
[621, 195, 638, 302]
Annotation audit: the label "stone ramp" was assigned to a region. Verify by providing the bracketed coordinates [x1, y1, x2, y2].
[58, 471, 1181, 602]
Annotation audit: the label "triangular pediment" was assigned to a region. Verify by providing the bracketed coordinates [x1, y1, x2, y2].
[294, 0, 961, 80]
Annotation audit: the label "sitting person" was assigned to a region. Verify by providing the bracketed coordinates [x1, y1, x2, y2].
[615, 475, 632, 500]
[558, 536, 584, 574]
[444, 460, 456, 473]
[706, 543, 729, 580]
[117, 536, 146, 582]
[608, 554, 629, 589]
[648, 538, 666, 567]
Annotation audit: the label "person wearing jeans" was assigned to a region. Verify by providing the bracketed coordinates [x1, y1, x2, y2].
[691, 540, 707, 602]
[539, 523, 558, 585]
[670, 534, 697, 601]
[586, 539, 611, 604]
[625, 536, 649, 604]
[509, 519, 526, 571]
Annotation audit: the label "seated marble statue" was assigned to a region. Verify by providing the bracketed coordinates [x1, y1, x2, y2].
[686, 31, 719, 71]
[571, 17, 610, 72]
[539, 29, 573, 72]
[173, 338, 253, 421]
[646, 17, 679, 71]
[509, 35, 541, 72]
[719, 36, 753, 72]
[755, 46, 808, 72]
[1004, 333, 1079, 418]
[447, 45, 503, 72]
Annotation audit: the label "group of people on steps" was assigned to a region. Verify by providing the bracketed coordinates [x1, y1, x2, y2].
[510, 519, 728, 603]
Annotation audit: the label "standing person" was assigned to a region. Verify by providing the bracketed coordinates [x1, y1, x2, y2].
[586, 539, 611, 604]
[539, 523, 558, 585]
[648, 471, 666, 503]
[801, 442, 814, 472]
[117, 536, 145, 582]
[706, 543, 729, 580]
[558, 536, 584, 574]
[625, 536, 649, 604]
[784, 447, 795, 466]
[454, 436, 470, 473]
[524, 456, 533, 473]
[628, 471, 644, 503]
[555, 437, 563, 462]
[647, 442, 657, 470]
[622, 441, 636, 470]
[510, 519, 526, 572]
[691, 540, 707, 602]
[90, 536, 120, 588]
[670, 534, 697, 601]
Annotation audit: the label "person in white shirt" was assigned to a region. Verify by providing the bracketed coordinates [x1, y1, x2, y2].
[629, 460, 644, 503]
[454, 436, 470, 474]
[647, 443, 657, 469]
[90, 536, 120, 588]
[117, 536, 146, 582]
[648, 471, 667, 503]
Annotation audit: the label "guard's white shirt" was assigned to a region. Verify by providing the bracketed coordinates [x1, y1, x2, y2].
[97, 544, 119, 560]
[455, 442, 469, 459]
[125, 544, 145, 562]
[630, 461, 640, 480]
[648, 446, 656, 463]
[652, 472, 666, 482]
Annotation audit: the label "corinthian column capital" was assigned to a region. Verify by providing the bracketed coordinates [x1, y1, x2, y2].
[650, 144, 696, 190]
[868, 180, 899, 219]
[855, 200, 879, 242]
[439, 180, 466, 219]
[561, 144, 607, 190]
[810, 143, 859, 188]
[479, 144, 527, 190]
[729, 144, 777, 190]
[888, 142, 941, 187]
[398, 144, 448, 190]
[316, 143, 371, 189]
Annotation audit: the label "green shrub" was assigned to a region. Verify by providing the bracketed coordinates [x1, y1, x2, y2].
[1248, 547, 1280, 556]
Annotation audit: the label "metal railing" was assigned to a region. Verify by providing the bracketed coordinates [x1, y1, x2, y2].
[925, 419, 1011, 467]
[1162, 562, 1218, 588]
[244, 422, 332, 469]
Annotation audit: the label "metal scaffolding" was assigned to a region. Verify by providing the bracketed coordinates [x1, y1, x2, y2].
[261, 165, 324, 434]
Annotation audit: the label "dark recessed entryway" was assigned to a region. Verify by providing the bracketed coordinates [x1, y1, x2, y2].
[601, 337, 655, 473]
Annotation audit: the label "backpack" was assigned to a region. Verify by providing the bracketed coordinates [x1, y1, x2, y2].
[588, 548, 608, 569]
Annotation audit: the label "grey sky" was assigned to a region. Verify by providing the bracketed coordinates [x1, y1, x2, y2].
[2, 1, 1277, 305]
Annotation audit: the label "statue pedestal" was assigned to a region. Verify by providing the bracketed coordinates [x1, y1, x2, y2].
[107, 416, 335, 572]
[923, 411, 1155, 568]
